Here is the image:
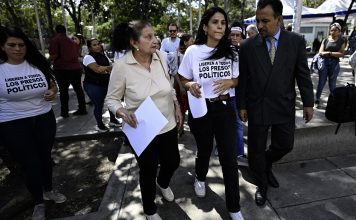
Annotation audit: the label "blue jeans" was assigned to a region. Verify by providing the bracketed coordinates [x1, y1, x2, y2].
[316, 57, 340, 101]
[0, 110, 56, 204]
[83, 82, 116, 126]
[229, 97, 244, 156]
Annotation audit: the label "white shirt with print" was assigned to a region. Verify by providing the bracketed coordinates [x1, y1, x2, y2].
[178, 44, 239, 99]
[0, 61, 51, 122]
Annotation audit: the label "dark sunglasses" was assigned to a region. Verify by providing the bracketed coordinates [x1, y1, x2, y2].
[169, 30, 177, 33]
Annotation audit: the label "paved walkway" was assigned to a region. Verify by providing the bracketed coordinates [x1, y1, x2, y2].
[41, 57, 356, 219]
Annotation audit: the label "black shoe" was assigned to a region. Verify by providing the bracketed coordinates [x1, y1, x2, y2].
[255, 188, 267, 206]
[96, 124, 109, 132]
[73, 109, 87, 115]
[61, 112, 69, 118]
[267, 170, 279, 188]
[314, 100, 321, 109]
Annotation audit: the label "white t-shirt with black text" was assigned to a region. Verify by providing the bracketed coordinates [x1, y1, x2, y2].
[178, 44, 239, 99]
[0, 61, 51, 123]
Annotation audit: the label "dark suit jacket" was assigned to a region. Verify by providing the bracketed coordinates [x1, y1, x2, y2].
[237, 30, 314, 125]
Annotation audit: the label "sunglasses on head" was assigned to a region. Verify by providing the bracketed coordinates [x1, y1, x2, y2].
[169, 30, 177, 33]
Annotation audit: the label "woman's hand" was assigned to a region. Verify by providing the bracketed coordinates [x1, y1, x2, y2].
[174, 102, 183, 129]
[239, 109, 248, 122]
[43, 90, 56, 101]
[213, 79, 234, 95]
[43, 80, 58, 101]
[116, 107, 138, 128]
[188, 82, 202, 98]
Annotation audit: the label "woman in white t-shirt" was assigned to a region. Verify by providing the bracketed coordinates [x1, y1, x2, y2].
[0, 26, 66, 220]
[178, 7, 244, 220]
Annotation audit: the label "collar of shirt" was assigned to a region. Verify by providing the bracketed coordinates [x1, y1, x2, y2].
[266, 28, 281, 51]
[126, 50, 160, 65]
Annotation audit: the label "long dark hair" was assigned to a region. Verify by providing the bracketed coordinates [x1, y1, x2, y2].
[179, 33, 192, 54]
[0, 26, 55, 86]
[111, 20, 151, 52]
[195, 7, 236, 61]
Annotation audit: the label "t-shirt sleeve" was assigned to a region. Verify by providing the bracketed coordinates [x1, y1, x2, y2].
[83, 55, 96, 66]
[178, 47, 193, 80]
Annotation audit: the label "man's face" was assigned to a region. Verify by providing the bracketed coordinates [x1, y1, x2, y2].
[256, 5, 281, 38]
[168, 25, 178, 38]
[230, 31, 242, 46]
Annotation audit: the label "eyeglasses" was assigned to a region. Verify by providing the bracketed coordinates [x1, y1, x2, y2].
[169, 30, 177, 33]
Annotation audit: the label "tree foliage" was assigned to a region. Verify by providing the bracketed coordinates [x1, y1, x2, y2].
[0, 0, 256, 46]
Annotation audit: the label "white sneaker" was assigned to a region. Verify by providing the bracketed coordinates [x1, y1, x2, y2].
[229, 211, 244, 220]
[32, 203, 45, 220]
[156, 179, 174, 201]
[43, 190, 66, 203]
[194, 178, 206, 197]
[145, 213, 162, 220]
[237, 155, 249, 167]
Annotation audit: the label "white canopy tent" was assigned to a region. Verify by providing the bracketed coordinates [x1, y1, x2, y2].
[243, 0, 356, 24]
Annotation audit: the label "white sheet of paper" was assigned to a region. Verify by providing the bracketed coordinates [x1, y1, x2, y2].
[122, 96, 168, 157]
[188, 90, 207, 118]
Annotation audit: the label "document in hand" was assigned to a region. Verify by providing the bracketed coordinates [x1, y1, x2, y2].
[122, 96, 168, 156]
[188, 90, 207, 118]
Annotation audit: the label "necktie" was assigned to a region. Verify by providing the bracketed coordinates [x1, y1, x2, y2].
[269, 37, 276, 64]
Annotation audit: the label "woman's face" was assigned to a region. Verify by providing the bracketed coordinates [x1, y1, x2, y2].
[133, 26, 158, 55]
[89, 40, 102, 53]
[203, 12, 226, 45]
[1, 37, 26, 64]
[72, 36, 80, 45]
[330, 26, 341, 38]
[247, 30, 257, 38]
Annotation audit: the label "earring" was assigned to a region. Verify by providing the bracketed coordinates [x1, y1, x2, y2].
[205, 32, 207, 36]
[136, 47, 139, 51]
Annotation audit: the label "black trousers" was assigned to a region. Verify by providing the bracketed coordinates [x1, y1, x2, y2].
[0, 110, 56, 204]
[188, 100, 240, 212]
[55, 69, 86, 113]
[247, 122, 295, 194]
[133, 127, 180, 215]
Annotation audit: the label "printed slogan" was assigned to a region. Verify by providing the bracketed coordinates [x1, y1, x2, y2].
[198, 60, 231, 79]
[4, 74, 46, 94]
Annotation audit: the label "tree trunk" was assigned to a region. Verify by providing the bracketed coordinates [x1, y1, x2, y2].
[43, 0, 54, 36]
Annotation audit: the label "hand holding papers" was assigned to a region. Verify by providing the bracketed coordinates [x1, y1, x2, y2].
[122, 97, 168, 157]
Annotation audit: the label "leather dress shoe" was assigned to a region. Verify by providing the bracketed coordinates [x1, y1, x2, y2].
[267, 170, 279, 188]
[255, 188, 267, 206]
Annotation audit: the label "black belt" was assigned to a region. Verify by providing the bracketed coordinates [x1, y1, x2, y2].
[206, 94, 230, 102]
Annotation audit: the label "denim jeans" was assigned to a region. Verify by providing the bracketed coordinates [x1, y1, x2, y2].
[229, 97, 244, 156]
[188, 100, 240, 212]
[83, 82, 116, 126]
[316, 57, 340, 101]
[0, 110, 56, 204]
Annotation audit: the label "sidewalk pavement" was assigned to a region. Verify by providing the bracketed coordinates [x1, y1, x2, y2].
[51, 57, 356, 220]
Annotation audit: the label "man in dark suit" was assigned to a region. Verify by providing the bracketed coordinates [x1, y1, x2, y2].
[238, 0, 314, 206]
